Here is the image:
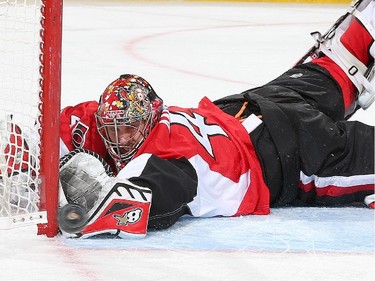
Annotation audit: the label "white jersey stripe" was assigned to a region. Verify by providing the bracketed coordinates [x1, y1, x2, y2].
[187, 154, 250, 217]
[300, 171, 375, 188]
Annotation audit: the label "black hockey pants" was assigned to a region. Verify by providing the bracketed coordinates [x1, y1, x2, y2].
[214, 63, 374, 206]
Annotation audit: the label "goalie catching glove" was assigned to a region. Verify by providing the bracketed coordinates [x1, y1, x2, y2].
[59, 149, 152, 238]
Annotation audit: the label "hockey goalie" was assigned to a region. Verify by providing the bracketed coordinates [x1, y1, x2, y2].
[54, 0, 374, 238]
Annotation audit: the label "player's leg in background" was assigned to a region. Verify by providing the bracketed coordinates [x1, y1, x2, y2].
[296, 0, 375, 207]
[312, 0, 375, 114]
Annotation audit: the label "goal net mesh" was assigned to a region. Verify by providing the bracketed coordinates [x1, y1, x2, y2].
[0, 0, 47, 228]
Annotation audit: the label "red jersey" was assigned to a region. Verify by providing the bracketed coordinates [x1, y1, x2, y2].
[60, 101, 107, 158]
[59, 98, 270, 219]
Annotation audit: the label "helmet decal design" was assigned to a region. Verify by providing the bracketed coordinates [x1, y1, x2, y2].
[100, 76, 151, 120]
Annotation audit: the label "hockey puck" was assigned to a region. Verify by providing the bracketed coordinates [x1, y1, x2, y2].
[58, 204, 88, 233]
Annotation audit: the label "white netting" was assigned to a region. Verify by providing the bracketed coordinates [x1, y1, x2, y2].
[0, 0, 47, 228]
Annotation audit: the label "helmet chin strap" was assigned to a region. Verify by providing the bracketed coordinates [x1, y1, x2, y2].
[108, 138, 145, 172]
[106, 129, 147, 170]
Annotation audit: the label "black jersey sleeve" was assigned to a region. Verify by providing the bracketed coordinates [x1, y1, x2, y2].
[127, 154, 198, 230]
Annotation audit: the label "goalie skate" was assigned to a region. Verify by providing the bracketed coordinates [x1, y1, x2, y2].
[364, 194, 375, 209]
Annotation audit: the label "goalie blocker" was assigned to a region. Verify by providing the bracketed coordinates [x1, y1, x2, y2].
[59, 149, 152, 238]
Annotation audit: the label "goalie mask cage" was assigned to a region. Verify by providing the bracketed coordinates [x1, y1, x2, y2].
[0, 0, 62, 237]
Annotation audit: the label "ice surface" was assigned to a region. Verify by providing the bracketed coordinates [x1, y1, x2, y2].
[1, 1, 374, 281]
[63, 208, 373, 254]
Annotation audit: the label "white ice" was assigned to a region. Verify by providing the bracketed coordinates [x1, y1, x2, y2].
[1, 1, 374, 281]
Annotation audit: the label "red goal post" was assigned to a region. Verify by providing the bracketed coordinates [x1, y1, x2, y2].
[0, 0, 62, 237]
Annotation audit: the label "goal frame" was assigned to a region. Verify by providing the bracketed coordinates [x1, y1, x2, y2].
[36, 0, 63, 237]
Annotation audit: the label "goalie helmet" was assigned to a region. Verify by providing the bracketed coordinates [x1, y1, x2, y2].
[95, 74, 163, 165]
